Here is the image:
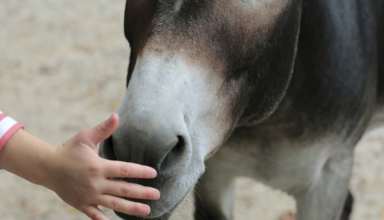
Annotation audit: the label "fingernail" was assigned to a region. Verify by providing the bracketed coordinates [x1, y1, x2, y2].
[104, 113, 118, 127]
[111, 112, 119, 120]
[142, 204, 151, 216]
[106, 114, 114, 122]
[145, 188, 161, 200]
[153, 189, 161, 200]
[135, 204, 151, 217]
[149, 168, 158, 178]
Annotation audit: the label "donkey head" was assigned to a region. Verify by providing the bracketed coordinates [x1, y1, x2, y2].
[101, 0, 302, 219]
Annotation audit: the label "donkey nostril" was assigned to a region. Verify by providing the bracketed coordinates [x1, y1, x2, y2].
[172, 135, 186, 155]
[159, 135, 187, 171]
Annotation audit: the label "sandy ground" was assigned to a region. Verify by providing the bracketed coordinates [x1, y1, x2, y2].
[0, 1, 383, 220]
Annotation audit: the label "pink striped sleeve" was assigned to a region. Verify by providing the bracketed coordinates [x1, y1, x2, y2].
[0, 111, 24, 151]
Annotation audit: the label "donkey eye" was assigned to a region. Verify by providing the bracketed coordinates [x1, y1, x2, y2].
[124, 0, 157, 45]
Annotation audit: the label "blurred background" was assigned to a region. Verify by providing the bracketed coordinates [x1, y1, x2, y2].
[0, 0, 383, 219]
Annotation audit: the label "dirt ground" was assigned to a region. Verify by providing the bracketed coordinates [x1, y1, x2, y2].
[0, 1, 383, 220]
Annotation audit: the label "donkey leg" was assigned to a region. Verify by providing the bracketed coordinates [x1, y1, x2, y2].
[340, 191, 354, 220]
[194, 158, 236, 220]
[279, 190, 354, 220]
[295, 152, 353, 220]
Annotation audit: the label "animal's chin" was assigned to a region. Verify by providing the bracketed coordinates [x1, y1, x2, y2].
[114, 189, 189, 220]
[145, 199, 182, 219]
[148, 178, 198, 218]
[115, 173, 201, 220]
[116, 211, 171, 220]
[115, 211, 170, 220]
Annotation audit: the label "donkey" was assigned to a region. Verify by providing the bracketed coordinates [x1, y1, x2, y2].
[101, 0, 384, 219]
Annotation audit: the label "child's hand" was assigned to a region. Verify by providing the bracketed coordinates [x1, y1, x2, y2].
[45, 114, 160, 220]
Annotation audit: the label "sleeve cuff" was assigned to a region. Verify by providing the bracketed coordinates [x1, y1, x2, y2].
[0, 113, 24, 151]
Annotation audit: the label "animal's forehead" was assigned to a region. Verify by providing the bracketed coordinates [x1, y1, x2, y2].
[157, 0, 290, 15]
[167, 0, 290, 11]
[141, 0, 292, 61]
[158, 0, 291, 28]
[238, 0, 287, 7]
[214, 0, 291, 21]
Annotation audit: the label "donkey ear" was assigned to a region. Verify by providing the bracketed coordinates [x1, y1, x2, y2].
[239, 1, 303, 125]
[124, 0, 157, 46]
[124, 0, 158, 85]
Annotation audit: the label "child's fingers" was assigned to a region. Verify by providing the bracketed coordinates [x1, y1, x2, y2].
[84, 113, 119, 146]
[102, 180, 160, 201]
[102, 160, 157, 179]
[97, 195, 151, 217]
[82, 206, 109, 220]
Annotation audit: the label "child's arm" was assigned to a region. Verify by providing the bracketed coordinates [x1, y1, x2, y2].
[0, 113, 160, 220]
